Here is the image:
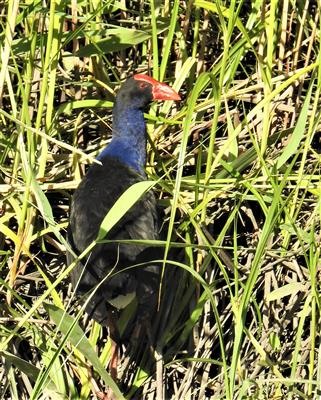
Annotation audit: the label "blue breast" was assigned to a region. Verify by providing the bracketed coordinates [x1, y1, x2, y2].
[97, 107, 147, 175]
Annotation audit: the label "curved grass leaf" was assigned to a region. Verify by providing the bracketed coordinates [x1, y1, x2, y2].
[77, 23, 169, 57]
[276, 77, 314, 169]
[96, 180, 156, 241]
[44, 303, 125, 400]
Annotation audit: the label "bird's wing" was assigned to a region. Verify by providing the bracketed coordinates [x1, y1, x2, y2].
[67, 158, 160, 325]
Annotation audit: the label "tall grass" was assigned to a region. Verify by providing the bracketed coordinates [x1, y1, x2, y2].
[1, 1, 321, 399]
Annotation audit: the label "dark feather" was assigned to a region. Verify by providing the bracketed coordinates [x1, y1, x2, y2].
[67, 75, 180, 346]
[68, 157, 160, 330]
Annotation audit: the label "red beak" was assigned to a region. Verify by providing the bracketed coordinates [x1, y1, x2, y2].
[133, 74, 181, 101]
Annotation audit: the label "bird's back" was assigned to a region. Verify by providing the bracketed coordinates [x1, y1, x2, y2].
[67, 157, 160, 328]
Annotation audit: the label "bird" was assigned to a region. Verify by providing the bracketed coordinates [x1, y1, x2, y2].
[67, 74, 181, 385]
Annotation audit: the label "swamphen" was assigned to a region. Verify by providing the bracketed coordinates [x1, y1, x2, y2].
[67, 74, 180, 383]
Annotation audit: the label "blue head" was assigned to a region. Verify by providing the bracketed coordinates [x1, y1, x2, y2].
[98, 75, 181, 174]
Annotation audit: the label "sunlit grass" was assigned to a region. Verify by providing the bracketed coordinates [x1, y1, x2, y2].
[1, 0, 321, 399]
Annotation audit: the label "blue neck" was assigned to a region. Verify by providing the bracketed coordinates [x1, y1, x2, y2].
[97, 106, 147, 175]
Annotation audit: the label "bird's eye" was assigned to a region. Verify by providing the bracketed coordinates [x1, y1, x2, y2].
[139, 82, 148, 89]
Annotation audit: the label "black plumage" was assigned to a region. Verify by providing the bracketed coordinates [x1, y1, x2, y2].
[68, 158, 159, 327]
[67, 75, 180, 342]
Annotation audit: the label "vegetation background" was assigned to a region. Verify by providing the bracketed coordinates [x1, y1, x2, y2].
[1, 0, 321, 399]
